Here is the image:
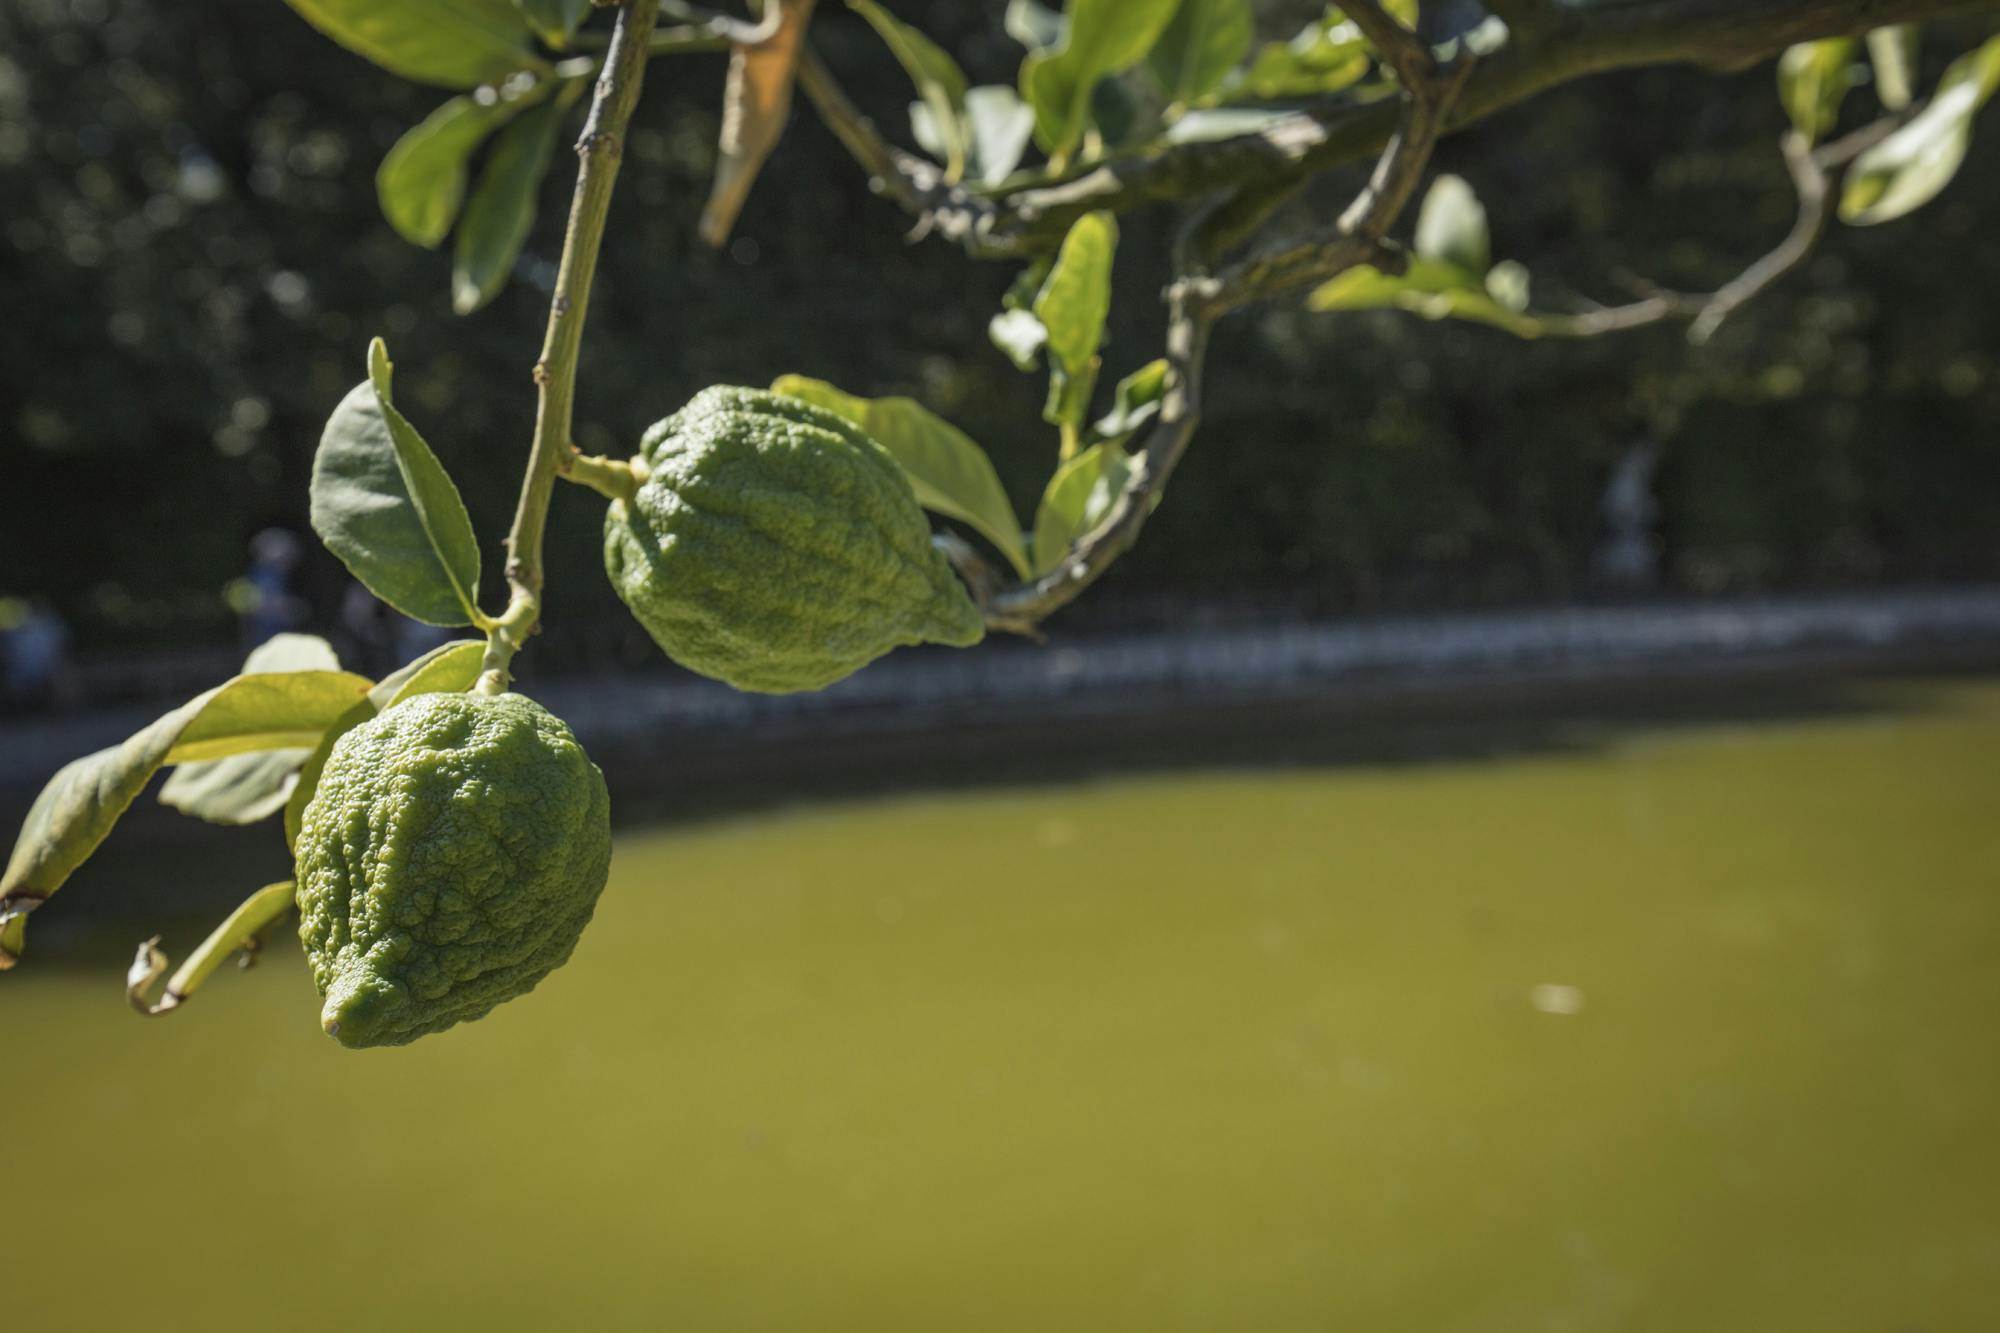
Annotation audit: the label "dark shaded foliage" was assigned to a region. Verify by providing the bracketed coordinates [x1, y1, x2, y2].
[2, 0, 1997, 657]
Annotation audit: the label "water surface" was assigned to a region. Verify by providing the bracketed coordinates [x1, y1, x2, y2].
[10, 677, 2000, 1330]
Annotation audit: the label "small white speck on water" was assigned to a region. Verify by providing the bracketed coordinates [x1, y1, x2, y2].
[1530, 983, 1585, 1016]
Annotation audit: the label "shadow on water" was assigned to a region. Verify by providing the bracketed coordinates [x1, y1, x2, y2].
[600, 650, 1990, 824]
[14, 648, 1993, 969]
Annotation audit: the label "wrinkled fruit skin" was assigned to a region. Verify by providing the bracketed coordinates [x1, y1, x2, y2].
[604, 386, 985, 694]
[294, 691, 611, 1048]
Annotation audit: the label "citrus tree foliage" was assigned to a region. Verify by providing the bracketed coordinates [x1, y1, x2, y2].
[6, 0, 1997, 1044]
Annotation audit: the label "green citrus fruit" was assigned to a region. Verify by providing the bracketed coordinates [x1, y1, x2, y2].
[293, 690, 611, 1048]
[603, 386, 985, 694]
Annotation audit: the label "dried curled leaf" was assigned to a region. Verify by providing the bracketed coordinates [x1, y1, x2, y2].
[698, 0, 818, 247]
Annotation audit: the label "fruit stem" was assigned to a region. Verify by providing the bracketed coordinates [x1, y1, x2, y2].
[482, 0, 661, 694]
[559, 451, 643, 503]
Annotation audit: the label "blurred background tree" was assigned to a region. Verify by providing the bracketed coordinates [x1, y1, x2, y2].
[3, 0, 1998, 663]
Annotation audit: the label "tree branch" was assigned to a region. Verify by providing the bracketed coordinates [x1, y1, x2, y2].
[479, 0, 660, 693]
[979, 34, 1478, 631]
[1537, 113, 1900, 342]
[1342, 0, 1437, 89]
[982, 0, 1990, 253]
[1201, 59, 1476, 313]
[982, 290, 1214, 633]
[792, 50, 1013, 255]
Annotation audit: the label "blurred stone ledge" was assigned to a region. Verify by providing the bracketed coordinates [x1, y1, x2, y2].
[7, 586, 1998, 794]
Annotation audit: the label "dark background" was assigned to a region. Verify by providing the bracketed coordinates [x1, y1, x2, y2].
[3, 0, 1998, 667]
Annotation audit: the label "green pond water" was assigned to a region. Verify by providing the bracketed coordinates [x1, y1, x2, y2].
[9, 676, 2000, 1331]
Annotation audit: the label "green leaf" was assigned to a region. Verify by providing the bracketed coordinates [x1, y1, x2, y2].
[1032, 211, 1117, 429]
[374, 639, 488, 708]
[515, 0, 591, 48]
[0, 668, 373, 960]
[158, 635, 343, 826]
[1086, 70, 1142, 150]
[1091, 357, 1169, 442]
[1867, 25, 1921, 112]
[990, 255, 1056, 373]
[1004, 0, 1064, 53]
[1031, 439, 1134, 576]
[164, 673, 381, 763]
[129, 880, 298, 1015]
[311, 339, 485, 626]
[1043, 365, 1095, 437]
[989, 307, 1049, 371]
[770, 375, 1032, 578]
[853, 0, 971, 182]
[963, 86, 1038, 184]
[280, 0, 545, 89]
[916, 85, 1038, 186]
[1020, 0, 1181, 161]
[1309, 259, 1545, 339]
[378, 88, 543, 248]
[1034, 211, 1117, 378]
[452, 92, 570, 313]
[1163, 107, 1291, 143]
[1413, 174, 1490, 278]
[1227, 12, 1371, 101]
[1841, 35, 2000, 225]
[1777, 38, 1857, 145]
[157, 749, 312, 827]
[1484, 259, 1532, 314]
[1148, 0, 1253, 107]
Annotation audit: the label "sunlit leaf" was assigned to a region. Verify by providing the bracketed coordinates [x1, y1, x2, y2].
[159, 635, 344, 826]
[310, 339, 484, 626]
[1841, 34, 2000, 225]
[852, 0, 971, 181]
[1033, 211, 1117, 429]
[1226, 11, 1370, 101]
[964, 86, 1039, 183]
[1485, 259, 1532, 314]
[1004, 0, 1064, 53]
[1413, 174, 1491, 278]
[158, 749, 311, 827]
[916, 85, 1038, 186]
[453, 92, 572, 313]
[1040, 211, 1120, 430]
[376, 640, 488, 708]
[1090, 358, 1169, 443]
[128, 880, 297, 1016]
[1148, 0, 1253, 107]
[1867, 25, 1922, 111]
[1162, 107, 1290, 143]
[1310, 259, 1544, 339]
[280, 0, 545, 89]
[1032, 439, 1133, 576]
[1777, 38, 1857, 145]
[377, 89, 543, 248]
[1019, 0, 1180, 161]
[771, 375, 1031, 577]
[0, 668, 373, 962]
[1035, 212, 1117, 378]
[989, 307, 1049, 372]
[700, 0, 819, 246]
